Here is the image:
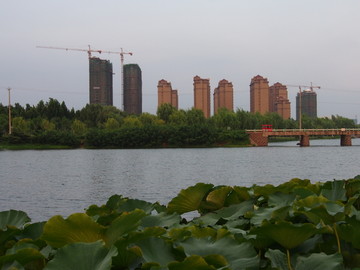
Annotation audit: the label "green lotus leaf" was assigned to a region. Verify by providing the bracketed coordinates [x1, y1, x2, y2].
[167, 183, 214, 214]
[251, 206, 290, 226]
[265, 248, 288, 270]
[112, 227, 166, 269]
[0, 248, 44, 269]
[293, 187, 317, 200]
[5, 241, 39, 255]
[141, 212, 181, 228]
[321, 180, 347, 202]
[137, 237, 176, 266]
[42, 213, 105, 248]
[168, 255, 215, 270]
[0, 227, 21, 247]
[1, 260, 24, 270]
[232, 186, 251, 202]
[203, 254, 229, 269]
[295, 195, 329, 209]
[295, 252, 343, 270]
[105, 209, 146, 246]
[268, 192, 296, 207]
[201, 186, 233, 211]
[21, 222, 45, 240]
[247, 226, 275, 250]
[194, 200, 254, 226]
[337, 216, 360, 249]
[300, 202, 345, 225]
[260, 221, 318, 250]
[180, 236, 258, 269]
[117, 198, 158, 214]
[43, 241, 117, 270]
[253, 184, 276, 198]
[0, 210, 31, 230]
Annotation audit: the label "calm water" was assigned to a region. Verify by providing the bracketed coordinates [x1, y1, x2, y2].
[1, 138, 360, 221]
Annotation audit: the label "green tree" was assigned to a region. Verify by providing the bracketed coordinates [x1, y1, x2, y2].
[104, 118, 120, 130]
[123, 116, 142, 128]
[71, 119, 87, 136]
[12, 117, 30, 135]
[157, 103, 177, 123]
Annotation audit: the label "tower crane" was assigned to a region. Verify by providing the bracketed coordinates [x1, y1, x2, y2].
[286, 83, 321, 129]
[36, 45, 102, 59]
[36, 45, 133, 110]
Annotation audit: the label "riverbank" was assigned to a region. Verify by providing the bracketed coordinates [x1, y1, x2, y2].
[0, 143, 73, 150]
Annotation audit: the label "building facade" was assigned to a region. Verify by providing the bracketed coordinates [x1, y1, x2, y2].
[296, 89, 317, 120]
[157, 79, 178, 109]
[213, 79, 234, 114]
[269, 82, 291, 119]
[250, 75, 270, 114]
[89, 57, 113, 106]
[193, 76, 211, 118]
[123, 64, 142, 114]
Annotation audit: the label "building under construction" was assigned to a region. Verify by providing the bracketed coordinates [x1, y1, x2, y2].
[89, 57, 113, 106]
[123, 64, 142, 114]
[296, 89, 317, 120]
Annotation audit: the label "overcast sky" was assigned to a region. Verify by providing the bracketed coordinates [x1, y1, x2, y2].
[1, 0, 359, 119]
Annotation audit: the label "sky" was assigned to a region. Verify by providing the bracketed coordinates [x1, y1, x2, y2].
[1, 0, 360, 120]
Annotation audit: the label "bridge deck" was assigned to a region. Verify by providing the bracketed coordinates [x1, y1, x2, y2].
[246, 128, 360, 146]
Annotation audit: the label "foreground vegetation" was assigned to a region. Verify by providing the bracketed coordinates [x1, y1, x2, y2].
[2, 177, 360, 269]
[1, 100, 357, 148]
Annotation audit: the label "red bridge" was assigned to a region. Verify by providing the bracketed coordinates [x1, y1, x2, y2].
[246, 128, 360, 146]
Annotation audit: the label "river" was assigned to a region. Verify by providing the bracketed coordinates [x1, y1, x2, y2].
[1, 138, 360, 221]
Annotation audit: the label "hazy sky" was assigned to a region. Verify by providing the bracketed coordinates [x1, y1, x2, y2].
[1, 0, 359, 119]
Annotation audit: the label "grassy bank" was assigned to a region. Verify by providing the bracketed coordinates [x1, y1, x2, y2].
[0, 143, 74, 150]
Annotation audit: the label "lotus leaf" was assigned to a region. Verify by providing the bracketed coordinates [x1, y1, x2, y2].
[42, 213, 105, 248]
[137, 237, 176, 266]
[232, 186, 251, 202]
[295, 252, 343, 270]
[167, 183, 214, 214]
[2, 260, 25, 270]
[265, 248, 288, 270]
[201, 186, 233, 211]
[321, 180, 347, 202]
[43, 241, 117, 270]
[300, 202, 345, 225]
[0, 248, 44, 268]
[105, 209, 146, 246]
[180, 236, 258, 269]
[21, 222, 45, 240]
[0, 210, 30, 230]
[259, 221, 318, 250]
[268, 192, 296, 207]
[141, 212, 181, 228]
[337, 216, 360, 249]
[251, 206, 290, 226]
[194, 200, 253, 226]
[168, 255, 216, 270]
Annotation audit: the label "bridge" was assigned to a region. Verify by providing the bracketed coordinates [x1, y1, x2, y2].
[246, 128, 360, 146]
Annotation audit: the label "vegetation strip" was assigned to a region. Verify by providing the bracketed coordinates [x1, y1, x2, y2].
[1, 176, 360, 269]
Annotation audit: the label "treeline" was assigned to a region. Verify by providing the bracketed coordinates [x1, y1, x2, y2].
[0, 99, 357, 148]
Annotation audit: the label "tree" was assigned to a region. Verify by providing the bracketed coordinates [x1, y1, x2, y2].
[157, 103, 177, 123]
[71, 119, 87, 136]
[104, 118, 120, 130]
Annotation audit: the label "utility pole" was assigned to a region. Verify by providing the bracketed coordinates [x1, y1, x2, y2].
[7, 87, 12, 135]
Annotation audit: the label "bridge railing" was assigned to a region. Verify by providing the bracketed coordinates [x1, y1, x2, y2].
[246, 128, 360, 133]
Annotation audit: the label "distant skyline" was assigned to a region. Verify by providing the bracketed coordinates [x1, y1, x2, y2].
[1, 0, 359, 120]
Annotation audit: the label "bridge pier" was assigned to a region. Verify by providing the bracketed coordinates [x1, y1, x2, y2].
[300, 135, 310, 147]
[249, 133, 268, 146]
[341, 135, 352, 146]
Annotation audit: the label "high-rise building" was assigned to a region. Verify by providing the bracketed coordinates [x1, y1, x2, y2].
[296, 89, 317, 120]
[250, 75, 269, 114]
[157, 79, 178, 109]
[193, 75, 211, 118]
[213, 79, 234, 114]
[123, 64, 142, 114]
[89, 57, 113, 106]
[269, 82, 291, 119]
